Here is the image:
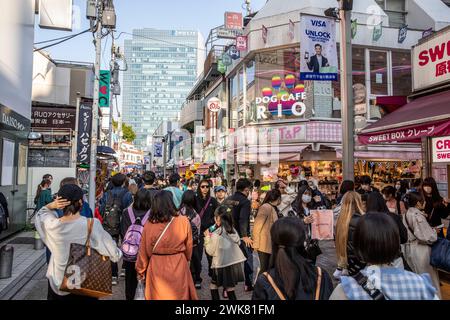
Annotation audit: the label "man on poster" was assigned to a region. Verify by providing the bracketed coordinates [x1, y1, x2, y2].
[306, 43, 330, 73]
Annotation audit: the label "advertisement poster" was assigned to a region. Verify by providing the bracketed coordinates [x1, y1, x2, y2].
[300, 14, 338, 81]
[76, 98, 93, 164]
[311, 210, 334, 240]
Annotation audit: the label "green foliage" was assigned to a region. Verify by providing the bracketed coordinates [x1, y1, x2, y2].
[111, 120, 136, 143]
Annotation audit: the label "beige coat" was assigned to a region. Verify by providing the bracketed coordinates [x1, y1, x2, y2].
[402, 207, 441, 298]
[253, 203, 278, 254]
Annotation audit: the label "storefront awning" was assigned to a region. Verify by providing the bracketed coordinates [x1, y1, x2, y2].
[237, 145, 308, 162]
[358, 90, 450, 144]
[376, 96, 407, 114]
[336, 146, 422, 161]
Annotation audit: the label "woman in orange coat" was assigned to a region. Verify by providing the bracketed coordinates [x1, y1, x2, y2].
[136, 190, 198, 300]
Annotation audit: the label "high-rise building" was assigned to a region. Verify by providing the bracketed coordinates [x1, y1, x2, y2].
[123, 29, 204, 148]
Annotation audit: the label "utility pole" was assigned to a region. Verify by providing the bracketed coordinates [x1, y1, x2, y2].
[88, 1, 102, 209]
[109, 40, 116, 148]
[339, 0, 354, 180]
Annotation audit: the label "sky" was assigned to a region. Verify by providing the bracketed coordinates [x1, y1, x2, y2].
[34, 0, 268, 69]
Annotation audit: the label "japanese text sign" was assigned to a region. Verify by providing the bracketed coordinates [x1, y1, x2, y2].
[236, 36, 248, 51]
[413, 27, 450, 91]
[77, 98, 93, 164]
[31, 106, 76, 130]
[225, 12, 243, 30]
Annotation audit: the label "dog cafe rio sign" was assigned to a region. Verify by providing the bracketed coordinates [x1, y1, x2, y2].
[256, 74, 307, 120]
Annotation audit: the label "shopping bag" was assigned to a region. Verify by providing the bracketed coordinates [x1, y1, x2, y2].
[311, 210, 334, 240]
[430, 237, 450, 272]
[134, 280, 146, 300]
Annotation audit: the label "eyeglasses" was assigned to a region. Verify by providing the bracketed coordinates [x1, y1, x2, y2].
[200, 185, 210, 189]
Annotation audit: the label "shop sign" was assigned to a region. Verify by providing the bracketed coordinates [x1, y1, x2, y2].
[259, 125, 306, 143]
[236, 36, 247, 51]
[99, 70, 110, 108]
[32, 106, 76, 130]
[256, 91, 307, 120]
[359, 122, 441, 144]
[154, 142, 163, 158]
[207, 97, 221, 113]
[221, 53, 232, 66]
[413, 27, 450, 91]
[76, 98, 93, 164]
[0, 104, 30, 132]
[432, 136, 450, 163]
[217, 28, 243, 39]
[225, 12, 243, 30]
[300, 14, 338, 81]
[228, 45, 240, 60]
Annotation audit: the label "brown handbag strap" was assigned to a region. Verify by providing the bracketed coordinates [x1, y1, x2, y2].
[263, 272, 286, 300]
[85, 218, 94, 255]
[315, 267, 322, 300]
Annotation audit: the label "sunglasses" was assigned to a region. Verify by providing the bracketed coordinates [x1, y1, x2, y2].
[200, 185, 210, 189]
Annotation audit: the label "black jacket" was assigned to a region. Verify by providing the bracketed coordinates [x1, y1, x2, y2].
[252, 267, 333, 300]
[306, 54, 329, 73]
[195, 195, 218, 232]
[424, 197, 450, 227]
[346, 213, 366, 275]
[387, 211, 408, 244]
[225, 192, 252, 238]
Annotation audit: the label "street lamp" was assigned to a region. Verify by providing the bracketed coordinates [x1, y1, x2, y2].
[325, 0, 354, 180]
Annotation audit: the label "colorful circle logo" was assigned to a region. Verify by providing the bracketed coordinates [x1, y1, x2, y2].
[271, 76, 282, 90]
[284, 74, 296, 89]
[292, 84, 305, 94]
[262, 87, 273, 97]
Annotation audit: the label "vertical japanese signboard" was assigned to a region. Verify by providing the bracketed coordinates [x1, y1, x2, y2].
[300, 14, 338, 81]
[99, 70, 110, 108]
[225, 12, 243, 30]
[77, 98, 93, 164]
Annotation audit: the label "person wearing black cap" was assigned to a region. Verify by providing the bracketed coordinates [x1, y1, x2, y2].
[35, 184, 122, 300]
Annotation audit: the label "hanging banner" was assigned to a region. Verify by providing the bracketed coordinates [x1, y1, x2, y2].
[288, 19, 295, 41]
[300, 14, 338, 81]
[373, 22, 383, 41]
[398, 24, 408, 43]
[236, 35, 248, 51]
[99, 70, 110, 108]
[351, 19, 357, 39]
[76, 98, 93, 164]
[262, 25, 268, 44]
[154, 142, 163, 158]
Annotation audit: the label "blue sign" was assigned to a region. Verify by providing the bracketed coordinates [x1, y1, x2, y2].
[229, 45, 240, 60]
[154, 142, 163, 157]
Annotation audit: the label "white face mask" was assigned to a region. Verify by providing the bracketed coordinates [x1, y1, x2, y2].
[395, 185, 401, 190]
[302, 195, 312, 203]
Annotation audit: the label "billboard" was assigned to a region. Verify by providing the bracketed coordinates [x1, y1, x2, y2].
[99, 70, 111, 108]
[225, 12, 243, 30]
[300, 14, 338, 81]
[31, 106, 76, 130]
[39, 0, 73, 31]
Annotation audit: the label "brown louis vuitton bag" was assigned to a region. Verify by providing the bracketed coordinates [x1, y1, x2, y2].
[60, 218, 112, 298]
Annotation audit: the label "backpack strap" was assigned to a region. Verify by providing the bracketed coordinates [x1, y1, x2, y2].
[263, 272, 286, 300]
[127, 207, 136, 224]
[141, 210, 151, 225]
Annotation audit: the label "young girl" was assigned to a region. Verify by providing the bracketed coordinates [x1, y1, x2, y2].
[204, 205, 246, 300]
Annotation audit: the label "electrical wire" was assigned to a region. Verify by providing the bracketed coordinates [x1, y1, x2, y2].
[34, 28, 91, 52]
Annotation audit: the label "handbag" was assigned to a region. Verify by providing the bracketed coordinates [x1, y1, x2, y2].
[430, 237, 450, 272]
[305, 239, 322, 262]
[263, 266, 322, 300]
[60, 219, 112, 298]
[198, 197, 212, 219]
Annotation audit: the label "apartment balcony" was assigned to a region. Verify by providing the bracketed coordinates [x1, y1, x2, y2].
[204, 45, 225, 81]
[179, 98, 203, 128]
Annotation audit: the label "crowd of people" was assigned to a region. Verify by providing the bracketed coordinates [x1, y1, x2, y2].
[32, 171, 450, 300]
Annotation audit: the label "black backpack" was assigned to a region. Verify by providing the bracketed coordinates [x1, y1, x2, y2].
[102, 189, 127, 236]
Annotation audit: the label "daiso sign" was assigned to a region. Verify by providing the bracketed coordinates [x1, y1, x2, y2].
[432, 136, 450, 163]
[413, 27, 450, 91]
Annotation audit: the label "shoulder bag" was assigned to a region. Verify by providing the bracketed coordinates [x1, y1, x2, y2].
[198, 197, 212, 219]
[263, 266, 322, 300]
[60, 219, 112, 298]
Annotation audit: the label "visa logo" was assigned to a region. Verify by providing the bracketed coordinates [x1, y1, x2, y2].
[312, 20, 327, 27]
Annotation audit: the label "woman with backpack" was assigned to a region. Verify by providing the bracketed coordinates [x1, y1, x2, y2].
[252, 189, 282, 274]
[252, 217, 333, 300]
[204, 205, 246, 300]
[120, 189, 152, 300]
[136, 190, 198, 300]
[180, 190, 202, 288]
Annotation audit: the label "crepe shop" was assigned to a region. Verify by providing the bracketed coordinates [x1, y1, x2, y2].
[359, 26, 450, 196]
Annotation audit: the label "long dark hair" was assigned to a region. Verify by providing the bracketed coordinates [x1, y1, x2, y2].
[150, 190, 178, 223]
[397, 179, 409, 195]
[197, 179, 211, 199]
[262, 189, 281, 205]
[269, 217, 316, 299]
[62, 199, 83, 216]
[366, 191, 389, 213]
[34, 179, 51, 204]
[133, 189, 152, 212]
[215, 205, 235, 234]
[181, 190, 197, 219]
[422, 177, 442, 207]
[291, 185, 313, 215]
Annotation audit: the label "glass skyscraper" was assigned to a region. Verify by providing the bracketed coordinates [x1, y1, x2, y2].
[123, 29, 204, 148]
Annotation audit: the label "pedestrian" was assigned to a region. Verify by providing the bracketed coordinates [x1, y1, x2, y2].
[409, 178, 423, 193]
[205, 205, 246, 300]
[251, 180, 262, 216]
[98, 173, 133, 285]
[382, 185, 407, 215]
[356, 175, 379, 195]
[330, 213, 439, 300]
[252, 189, 281, 274]
[58, 177, 93, 218]
[275, 179, 296, 217]
[128, 179, 139, 196]
[120, 189, 152, 300]
[42, 174, 53, 194]
[226, 178, 254, 292]
[180, 190, 202, 288]
[333, 180, 355, 226]
[421, 177, 450, 237]
[311, 189, 329, 210]
[136, 190, 198, 300]
[164, 173, 184, 210]
[252, 217, 333, 300]
[195, 179, 218, 288]
[214, 185, 227, 205]
[142, 171, 159, 198]
[395, 179, 410, 201]
[188, 179, 199, 193]
[290, 186, 315, 234]
[0, 191, 9, 235]
[402, 191, 441, 298]
[366, 191, 408, 245]
[334, 191, 366, 279]
[34, 179, 53, 212]
[35, 184, 122, 301]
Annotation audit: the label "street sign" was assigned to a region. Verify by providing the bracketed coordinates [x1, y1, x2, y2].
[99, 70, 110, 108]
[236, 35, 248, 51]
[225, 12, 243, 30]
[217, 28, 244, 39]
[207, 97, 221, 113]
[221, 53, 232, 66]
[228, 45, 240, 60]
[77, 98, 93, 164]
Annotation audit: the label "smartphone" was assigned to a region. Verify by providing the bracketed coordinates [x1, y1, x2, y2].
[208, 224, 218, 233]
[304, 52, 309, 60]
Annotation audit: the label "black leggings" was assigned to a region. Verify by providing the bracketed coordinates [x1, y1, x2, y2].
[123, 260, 138, 300]
[258, 251, 271, 274]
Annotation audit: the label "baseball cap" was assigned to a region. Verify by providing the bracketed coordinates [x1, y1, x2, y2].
[57, 184, 84, 202]
[214, 186, 227, 193]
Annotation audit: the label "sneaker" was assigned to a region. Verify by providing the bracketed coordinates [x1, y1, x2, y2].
[119, 269, 126, 278]
[195, 282, 201, 289]
[223, 289, 228, 298]
[112, 277, 118, 285]
[244, 285, 253, 292]
[333, 269, 342, 280]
